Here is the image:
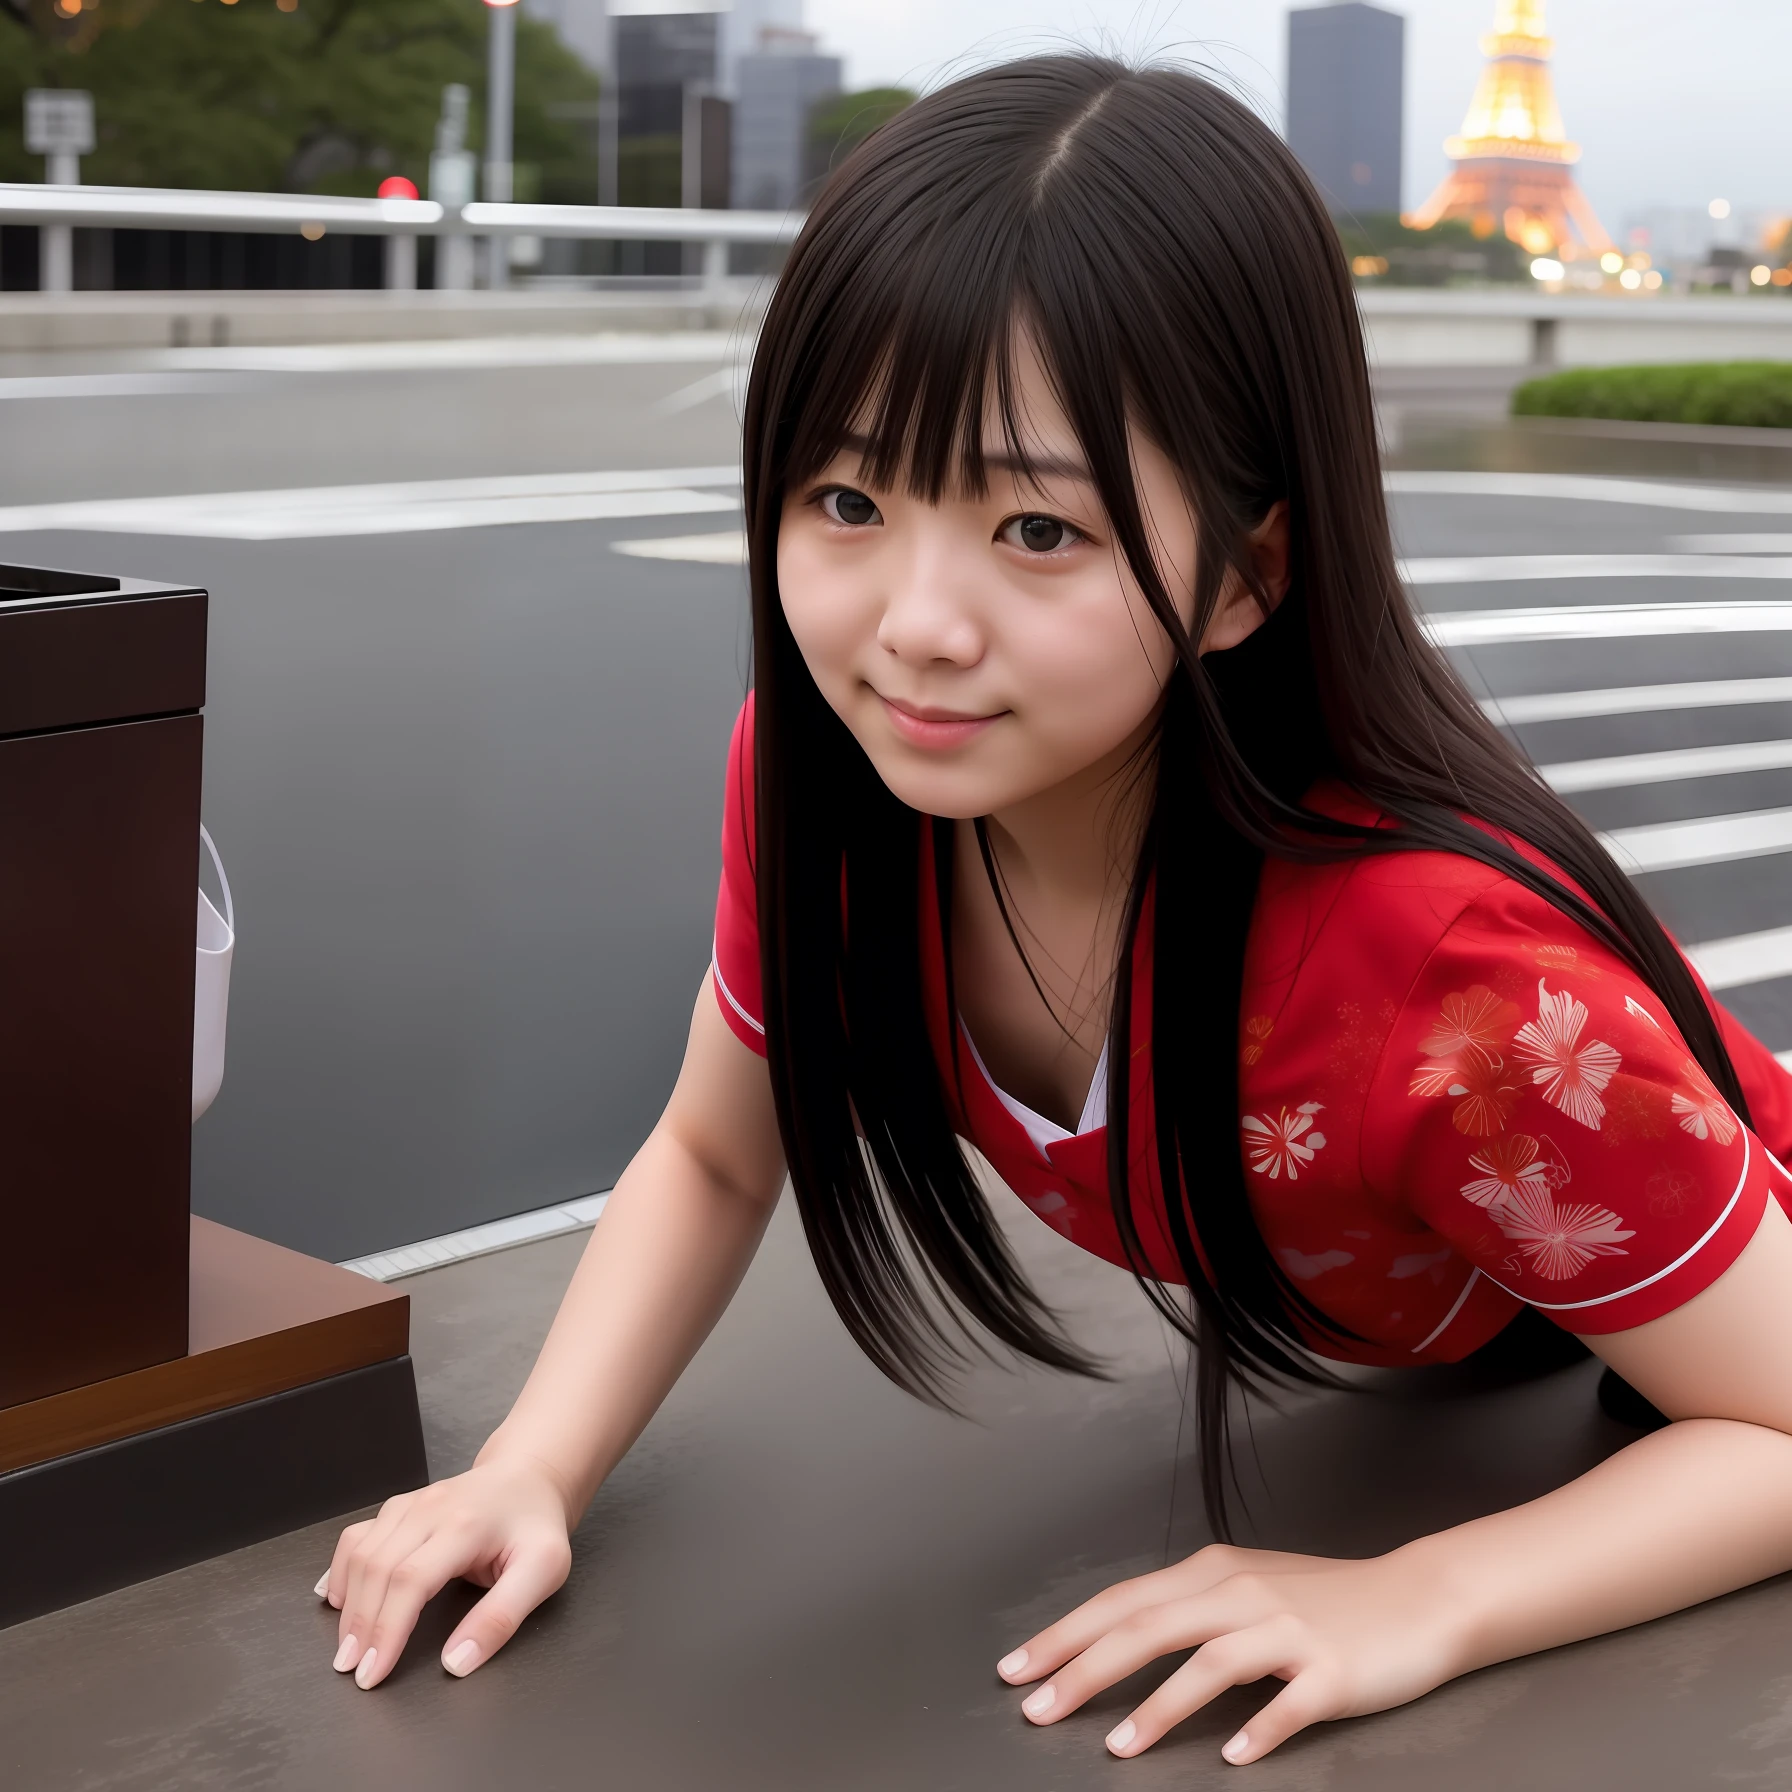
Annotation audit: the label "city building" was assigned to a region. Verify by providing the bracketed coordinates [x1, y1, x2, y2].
[526, 0, 807, 97]
[1407, 0, 1609, 260]
[731, 27, 841, 211]
[1285, 2, 1405, 217]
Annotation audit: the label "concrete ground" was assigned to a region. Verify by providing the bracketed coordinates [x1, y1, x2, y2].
[7, 1201, 1792, 1791]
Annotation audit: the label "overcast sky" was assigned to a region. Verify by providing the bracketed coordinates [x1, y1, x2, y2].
[802, 0, 1792, 234]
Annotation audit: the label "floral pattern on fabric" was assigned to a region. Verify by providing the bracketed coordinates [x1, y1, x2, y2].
[1241, 1014, 1274, 1066]
[1512, 980, 1621, 1130]
[1407, 984, 1524, 1135]
[1489, 1183, 1635, 1279]
[1242, 1102, 1327, 1180]
[1455, 1130, 1631, 1277]
[1673, 1058, 1739, 1145]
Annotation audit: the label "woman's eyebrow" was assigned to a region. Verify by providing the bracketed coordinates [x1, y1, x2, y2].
[833, 432, 1096, 485]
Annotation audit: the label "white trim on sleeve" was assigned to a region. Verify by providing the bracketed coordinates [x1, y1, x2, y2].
[711, 944, 764, 1037]
[1479, 1130, 1755, 1314]
[1410, 1267, 1482, 1354]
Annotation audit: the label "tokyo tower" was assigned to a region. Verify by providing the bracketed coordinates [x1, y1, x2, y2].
[1406, 0, 1611, 260]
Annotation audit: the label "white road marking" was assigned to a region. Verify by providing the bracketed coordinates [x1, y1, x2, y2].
[0, 371, 273, 401]
[1673, 535, 1792, 553]
[1401, 554, 1792, 585]
[1542, 737, 1792, 794]
[613, 530, 747, 564]
[1425, 602, 1792, 647]
[1484, 677, 1792, 726]
[1386, 471, 1792, 515]
[341, 1191, 610, 1282]
[653, 366, 748, 415]
[1599, 806, 1792, 874]
[1684, 925, 1792, 992]
[154, 332, 740, 374]
[0, 466, 741, 540]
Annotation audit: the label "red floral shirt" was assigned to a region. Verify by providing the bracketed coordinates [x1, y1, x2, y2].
[712, 699, 1792, 1367]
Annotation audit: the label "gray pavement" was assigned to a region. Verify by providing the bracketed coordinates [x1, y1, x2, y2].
[7, 1197, 1792, 1790]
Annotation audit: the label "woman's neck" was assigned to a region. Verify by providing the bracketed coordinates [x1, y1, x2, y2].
[979, 716, 1157, 909]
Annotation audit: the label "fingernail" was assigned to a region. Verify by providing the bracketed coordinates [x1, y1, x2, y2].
[331, 1634, 360, 1673]
[1223, 1731, 1250, 1763]
[443, 1639, 479, 1677]
[1022, 1685, 1056, 1719]
[1107, 1720, 1137, 1754]
[313, 1574, 330, 1599]
[997, 1649, 1028, 1679]
[354, 1648, 380, 1690]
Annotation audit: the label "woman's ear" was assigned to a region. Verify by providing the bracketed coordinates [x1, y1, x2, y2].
[1199, 501, 1291, 655]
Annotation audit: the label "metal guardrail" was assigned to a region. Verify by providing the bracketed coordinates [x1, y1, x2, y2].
[0, 182, 801, 293]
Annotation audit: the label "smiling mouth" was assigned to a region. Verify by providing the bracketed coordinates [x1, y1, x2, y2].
[877, 693, 1006, 747]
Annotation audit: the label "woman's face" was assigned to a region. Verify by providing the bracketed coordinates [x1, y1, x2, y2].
[777, 342, 1272, 821]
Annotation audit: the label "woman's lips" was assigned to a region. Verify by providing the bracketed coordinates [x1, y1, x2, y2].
[878, 694, 1005, 749]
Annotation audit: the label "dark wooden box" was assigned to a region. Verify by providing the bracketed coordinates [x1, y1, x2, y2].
[0, 563, 209, 1407]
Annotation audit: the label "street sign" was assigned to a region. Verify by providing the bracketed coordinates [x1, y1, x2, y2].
[24, 90, 95, 158]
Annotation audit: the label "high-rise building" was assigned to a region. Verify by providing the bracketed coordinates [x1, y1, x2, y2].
[731, 28, 841, 211]
[1407, 0, 1609, 260]
[1286, 2, 1405, 217]
[614, 7, 724, 140]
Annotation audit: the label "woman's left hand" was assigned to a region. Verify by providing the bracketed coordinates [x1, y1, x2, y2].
[997, 1541, 1468, 1765]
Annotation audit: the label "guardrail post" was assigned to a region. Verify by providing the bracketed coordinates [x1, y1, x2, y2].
[41, 150, 78, 296]
[384, 233, 417, 292]
[701, 237, 727, 293]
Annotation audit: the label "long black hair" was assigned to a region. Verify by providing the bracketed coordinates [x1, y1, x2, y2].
[739, 54, 1750, 1537]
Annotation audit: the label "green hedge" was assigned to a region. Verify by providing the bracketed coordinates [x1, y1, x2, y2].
[1512, 362, 1792, 430]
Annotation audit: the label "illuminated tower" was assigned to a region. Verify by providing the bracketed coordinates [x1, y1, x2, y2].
[1407, 0, 1610, 260]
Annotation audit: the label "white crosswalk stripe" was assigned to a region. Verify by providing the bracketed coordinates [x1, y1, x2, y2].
[1484, 677, 1792, 726]
[1599, 806, 1792, 874]
[1542, 738, 1792, 794]
[1402, 554, 1792, 585]
[1386, 471, 1792, 514]
[1684, 925, 1792, 992]
[1426, 601, 1792, 647]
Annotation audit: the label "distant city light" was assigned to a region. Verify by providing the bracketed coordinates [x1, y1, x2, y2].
[1752, 265, 1774, 286]
[377, 177, 420, 200]
[1776, 269, 1792, 288]
[1350, 255, 1389, 277]
[1529, 257, 1565, 281]
[1643, 270, 1664, 290]
[1599, 250, 1624, 274]
[1709, 198, 1732, 220]
[299, 222, 325, 242]
[1619, 268, 1643, 290]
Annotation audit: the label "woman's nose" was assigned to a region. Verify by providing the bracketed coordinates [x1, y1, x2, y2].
[875, 554, 985, 668]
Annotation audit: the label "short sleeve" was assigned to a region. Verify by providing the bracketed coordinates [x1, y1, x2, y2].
[711, 695, 766, 1055]
[1362, 878, 1789, 1335]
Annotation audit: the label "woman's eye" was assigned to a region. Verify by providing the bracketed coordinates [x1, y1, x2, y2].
[1000, 513, 1079, 554]
[821, 488, 882, 527]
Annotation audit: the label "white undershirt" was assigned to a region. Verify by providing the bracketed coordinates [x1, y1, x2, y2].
[957, 1022, 1110, 1157]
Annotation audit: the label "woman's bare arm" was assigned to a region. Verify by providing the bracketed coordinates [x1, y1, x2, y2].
[1002, 1196, 1792, 1764]
[320, 978, 785, 1689]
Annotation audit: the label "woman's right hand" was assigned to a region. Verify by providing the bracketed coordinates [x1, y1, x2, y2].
[316, 1451, 576, 1690]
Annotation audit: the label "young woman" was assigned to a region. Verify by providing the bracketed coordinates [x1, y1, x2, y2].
[319, 55, 1792, 1765]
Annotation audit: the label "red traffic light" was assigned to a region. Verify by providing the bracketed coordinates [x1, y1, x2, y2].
[377, 176, 421, 200]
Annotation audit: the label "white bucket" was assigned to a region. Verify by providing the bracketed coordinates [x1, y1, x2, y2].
[193, 825, 235, 1123]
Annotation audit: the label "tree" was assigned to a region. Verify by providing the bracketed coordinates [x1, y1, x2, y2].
[0, 0, 601, 200]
